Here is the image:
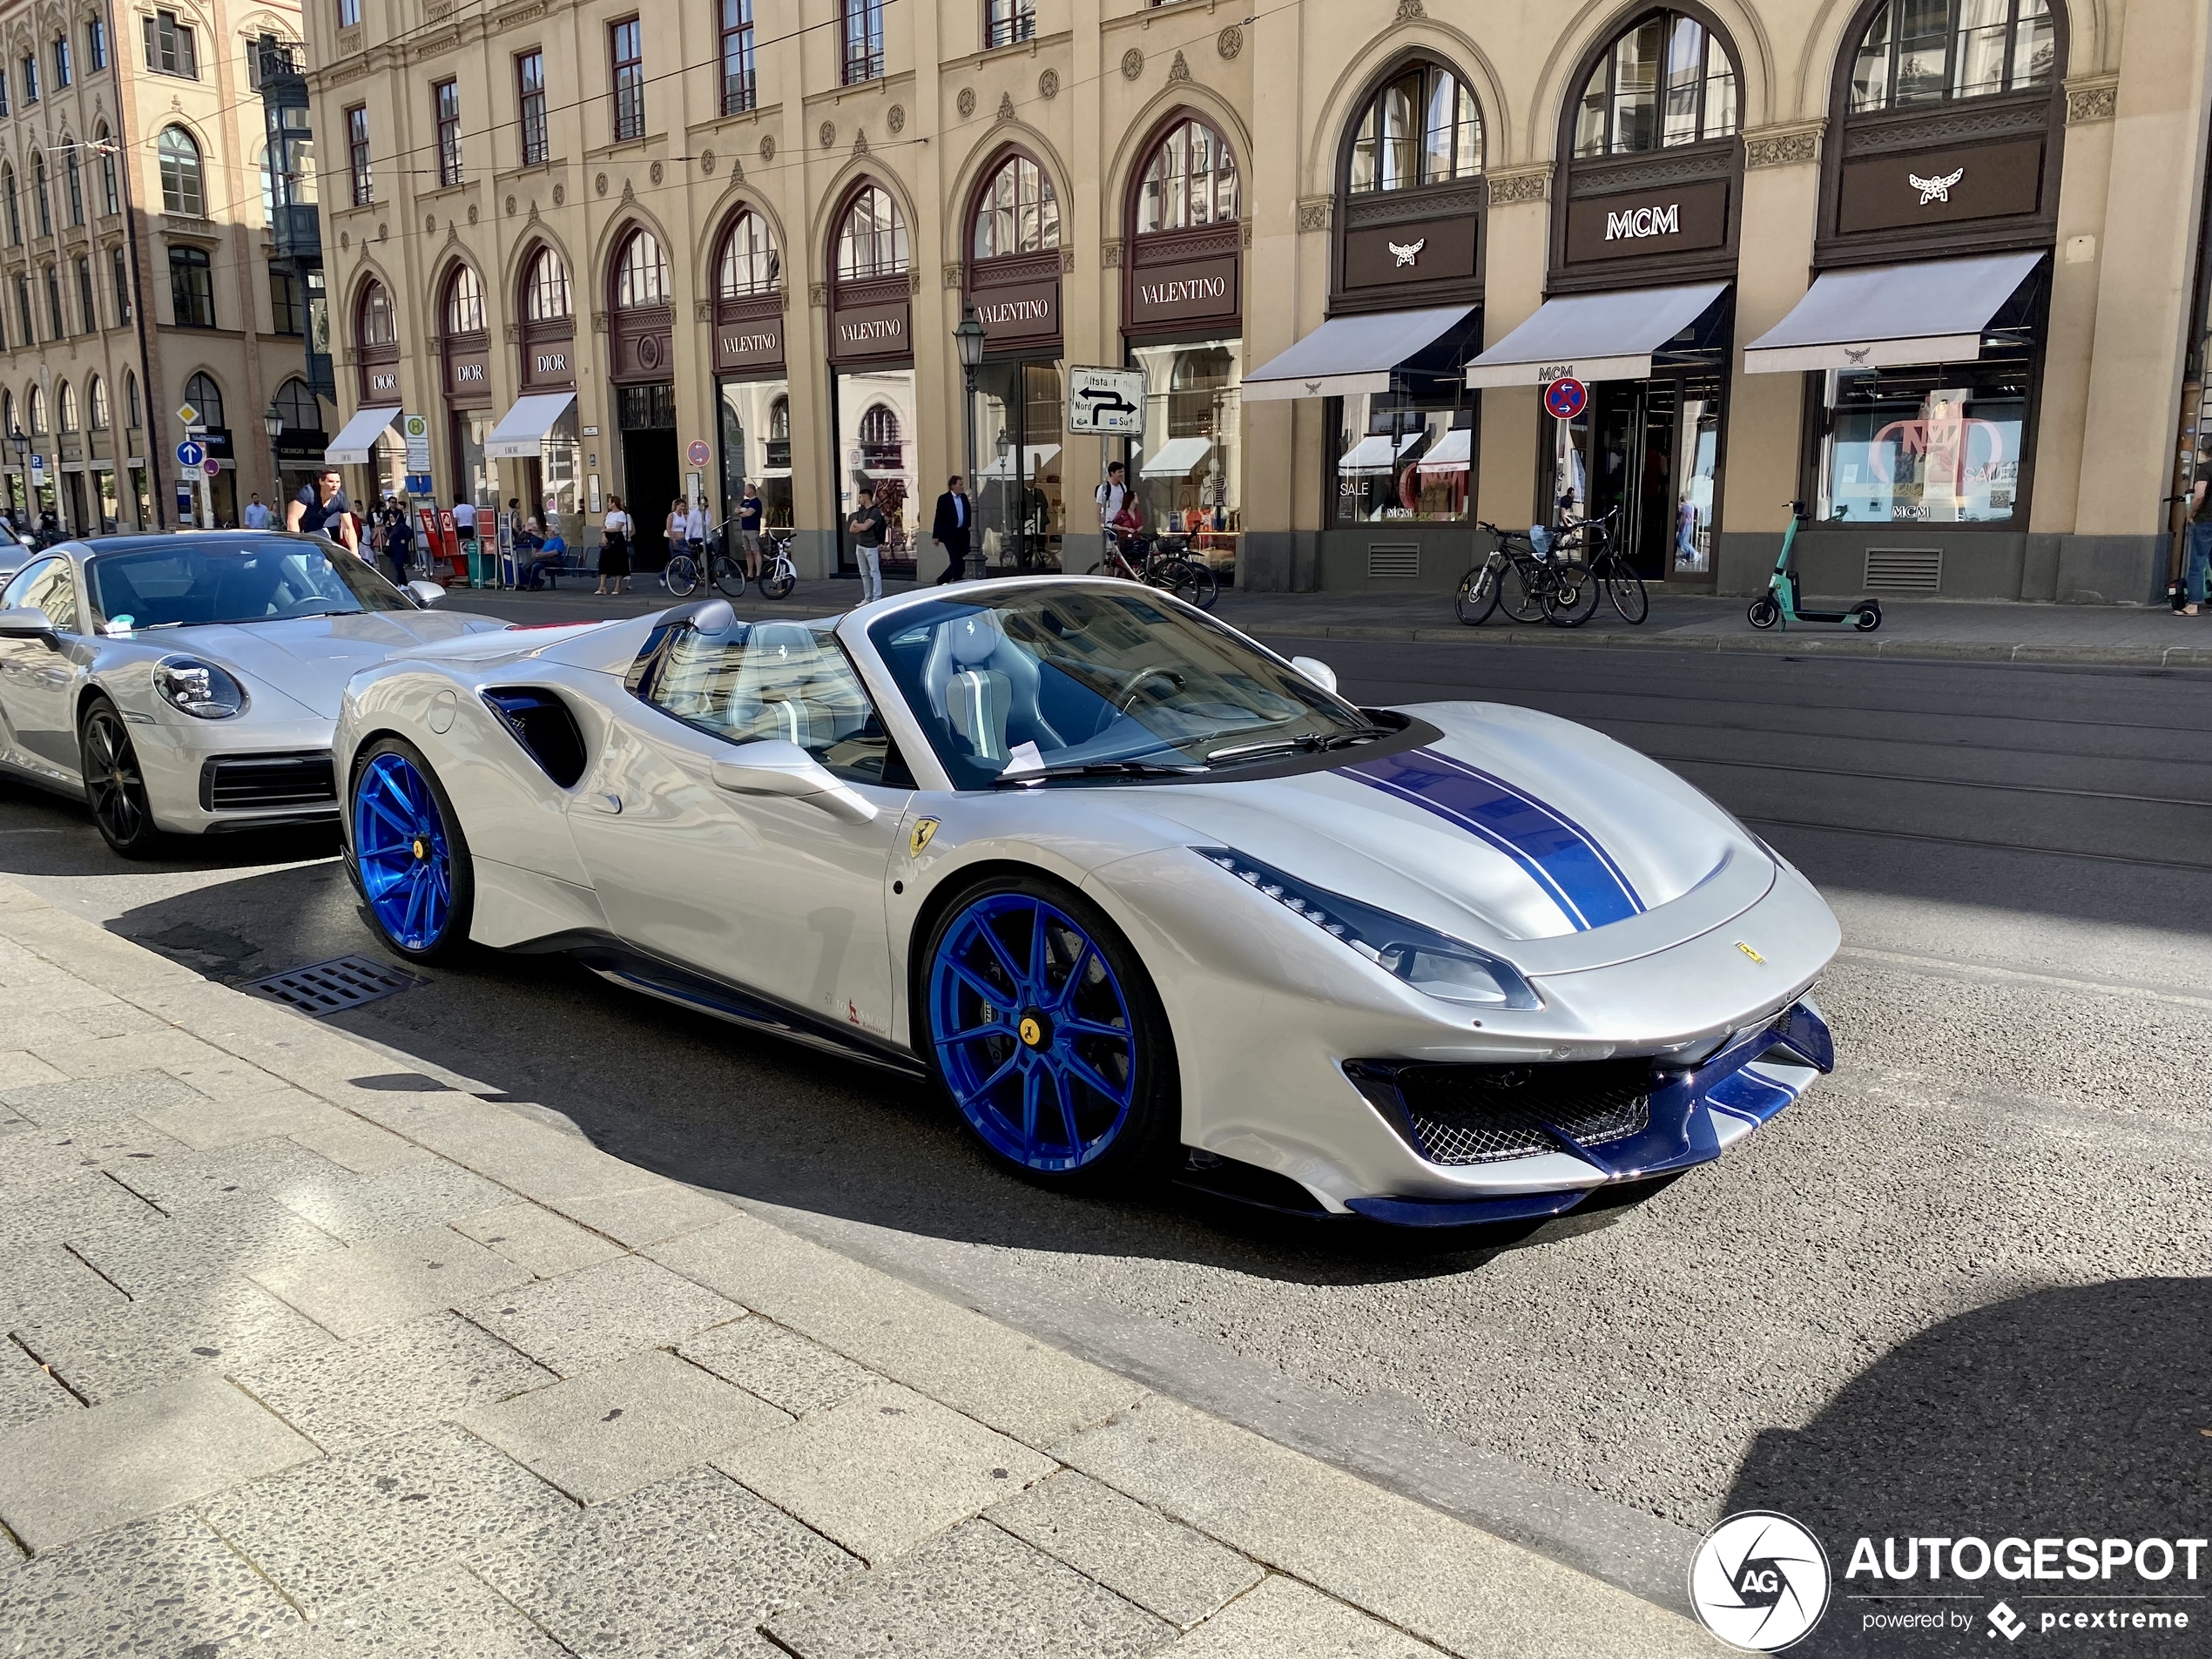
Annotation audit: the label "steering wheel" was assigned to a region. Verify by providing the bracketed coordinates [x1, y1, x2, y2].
[1113, 668, 1184, 713]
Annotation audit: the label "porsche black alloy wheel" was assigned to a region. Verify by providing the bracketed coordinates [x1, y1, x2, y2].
[80, 698, 164, 859]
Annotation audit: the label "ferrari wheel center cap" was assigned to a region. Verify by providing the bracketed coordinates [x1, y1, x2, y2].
[1018, 1012, 1049, 1049]
[411, 838, 428, 861]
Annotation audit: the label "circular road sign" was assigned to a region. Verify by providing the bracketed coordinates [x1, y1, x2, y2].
[175, 439, 206, 469]
[686, 439, 711, 469]
[203, 458, 222, 478]
[1544, 377, 1589, 422]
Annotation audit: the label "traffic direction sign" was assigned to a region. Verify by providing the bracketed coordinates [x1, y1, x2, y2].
[175, 439, 206, 469]
[1543, 377, 1589, 421]
[1067, 366, 1145, 435]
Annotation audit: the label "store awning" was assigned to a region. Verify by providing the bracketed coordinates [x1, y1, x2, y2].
[1140, 437, 1214, 478]
[1743, 253, 2046, 374]
[975, 443, 1062, 482]
[1244, 306, 1477, 401]
[485, 392, 578, 460]
[323, 406, 401, 466]
[1339, 433, 1421, 476]
[1464, 283, 1730, 388]
[1416, 428, 1474, 475]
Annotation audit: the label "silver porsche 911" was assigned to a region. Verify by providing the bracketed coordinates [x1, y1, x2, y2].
[333, 578, 1838, 1229]
[0, 532, 504, 856]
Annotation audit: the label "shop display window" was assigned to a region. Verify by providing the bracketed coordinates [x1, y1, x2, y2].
[1333, 393, 1475, 524]
[1817, 351, 2032, 526]
[1128, 339, 1240, 577]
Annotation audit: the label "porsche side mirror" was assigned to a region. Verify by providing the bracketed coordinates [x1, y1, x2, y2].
[0, 605, 57, 646]
[407, 581, 446, 607]
[710, 739, 878, 825]
[1289, 655, 1339, 695]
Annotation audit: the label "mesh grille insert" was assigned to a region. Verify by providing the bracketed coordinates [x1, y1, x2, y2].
[1389, 1060, 1654, 1167]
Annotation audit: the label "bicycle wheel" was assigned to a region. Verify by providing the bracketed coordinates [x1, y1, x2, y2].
[1454, 563, 1501, 626]
[664, 556, 698, 597]
[1544, 562, 1602, 628]
[1605, 560, 1649, 624]
[1501, 557, 1548, 624]
[1164, 559, 1218, 610]
[711, 556, 747, 598]
[760, 562, 796, 600]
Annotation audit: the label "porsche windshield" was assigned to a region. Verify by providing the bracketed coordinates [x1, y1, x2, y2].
[84, 537, 412, 630]
[868, 588, 1378, 790]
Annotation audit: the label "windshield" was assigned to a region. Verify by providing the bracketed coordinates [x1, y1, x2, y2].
[867, 587, 1378, 790]
[84, 537, 413, 630]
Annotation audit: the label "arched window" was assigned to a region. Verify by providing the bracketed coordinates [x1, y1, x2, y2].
[57, 381, 77, 431]
[768, 396, 790, 441]
[27, 385, 47, 435]
[1572, 11, 1739, 157]
[1349, 64, 1482, 192]
[272, 376, 318, 430]
[95, 125, 118, 215]
[86, 374, 108, 429]
[443, 263, 485, 334]
[716, 210, 779, 298]
[64, 143, 81, 226]
[1, 392, 13, 437]
[972, 155, 1059, 259]
[125, 370, 139, 428]
[1, 165, 17, 245]
[1137, 119, 1238, 233]
[259, 142, 275, 225]
[1850, 0, 2055, 111]
[182, 372, 224, 429]
[523, 246, 571, 319]
[834, 185, 908, 280]
[612, 228, 669, 307]
[158, 125, 204, 217]
[859, 403, 901, 466]
[357, 280, 396, 347]
[32, 153, 51, 236]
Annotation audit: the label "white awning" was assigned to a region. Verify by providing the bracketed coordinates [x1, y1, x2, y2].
[1416, 428, 1474, 475]
[1140, 436, 1214, 477]
[975, 443, 1062, 481]
[1464, 283, 1730, 388]
[1339, 433, 1420, 476]
[1743, 253, 2045, 374]
[485, 392, 578, 459]
[324, 405, 401, 465]
[1244, 306, 1477, 401]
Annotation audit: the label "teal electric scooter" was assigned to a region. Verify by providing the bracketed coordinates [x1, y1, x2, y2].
[1747, 502, 1881, 632]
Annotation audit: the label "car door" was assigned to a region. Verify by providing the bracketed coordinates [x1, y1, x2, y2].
[565, 617, 916, 1044]
[0, 556, 87, 781]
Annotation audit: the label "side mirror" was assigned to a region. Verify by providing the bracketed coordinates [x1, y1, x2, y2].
[710, 739, 878, 825]
[0, 605, 57, 645]
[1289, 655, 1339, 695]
[407, 581, 446, 607]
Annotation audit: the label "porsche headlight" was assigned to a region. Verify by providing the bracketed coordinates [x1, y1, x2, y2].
[1192, 847, 1541, 1010]
[153, 656, 248, 719]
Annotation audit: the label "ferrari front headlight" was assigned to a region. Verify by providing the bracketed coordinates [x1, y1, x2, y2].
[1192, 846, 1541, 1010]
[153, 656, 248, 719]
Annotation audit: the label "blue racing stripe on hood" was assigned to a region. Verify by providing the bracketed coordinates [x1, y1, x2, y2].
[1340, 747, 1645, 930]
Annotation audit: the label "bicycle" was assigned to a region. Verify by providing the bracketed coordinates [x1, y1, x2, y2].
[1458, 515, 1606, 628]
[1089, 529, 1219, 610]
[753, 528, 798, 600]
[1588, 531, 1648, 624]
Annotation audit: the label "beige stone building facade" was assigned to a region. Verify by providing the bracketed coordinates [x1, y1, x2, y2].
[307, 0, 2212, 600]
[0, 0, 313, 534]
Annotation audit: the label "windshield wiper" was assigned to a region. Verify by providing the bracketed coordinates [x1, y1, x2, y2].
[993, 759, 1209, 786]
[1206, 726, 1388, 764]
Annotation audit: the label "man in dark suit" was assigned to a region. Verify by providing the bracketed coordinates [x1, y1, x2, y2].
[929, 475, 973, 584]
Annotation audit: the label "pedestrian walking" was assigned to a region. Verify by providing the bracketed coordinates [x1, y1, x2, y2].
[451, 495, 477, 543]
[2185, 468, 2212, 617]
[930, 475, 972, 584]
[848, 483, 887, 604]
[381, 505, 415, 587]
[597, 496, 631, 597]
[1096, 461, 1130, 531]
[242, 494, 273, 529]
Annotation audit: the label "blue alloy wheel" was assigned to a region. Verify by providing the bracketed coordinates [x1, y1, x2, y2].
[354, 750, 457, 954]
[928, 891, 1141, 1173]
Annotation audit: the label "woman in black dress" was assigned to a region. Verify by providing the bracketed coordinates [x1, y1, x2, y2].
[597, 496, 632, 596]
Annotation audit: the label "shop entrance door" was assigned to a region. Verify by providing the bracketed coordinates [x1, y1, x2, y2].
[617, 381, 678, 570]
[63, 471, 89, 536]
[971, 360, 1065, 572]
[1554, 371, 1723, 583]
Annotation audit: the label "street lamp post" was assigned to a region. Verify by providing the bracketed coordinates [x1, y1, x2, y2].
[954, 305, 987, 581]
[263, 405, 284, 526]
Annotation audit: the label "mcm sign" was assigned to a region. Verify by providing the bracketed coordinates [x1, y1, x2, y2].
[1387, 238, 1426, 268]
[1910, 168, 1965, 205]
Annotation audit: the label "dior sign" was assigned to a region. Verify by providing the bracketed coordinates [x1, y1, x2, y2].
[368, 369, 399, 393]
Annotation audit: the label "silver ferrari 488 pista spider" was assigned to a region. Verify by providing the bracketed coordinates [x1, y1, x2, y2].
[334, 578, 1838, 1228]
[0, 532, 504, 856]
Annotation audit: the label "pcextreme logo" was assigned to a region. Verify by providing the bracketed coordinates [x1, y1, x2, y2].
[1689, 1512, 1832, 1651]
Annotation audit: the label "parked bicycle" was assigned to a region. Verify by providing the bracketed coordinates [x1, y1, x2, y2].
[664, 517, 798, 601]
[1089, 529, 1219, 610]
[1457, 510, 1615, 628]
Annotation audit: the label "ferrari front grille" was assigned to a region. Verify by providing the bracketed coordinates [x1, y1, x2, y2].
[1349, 1059, 1654, 1167]
[199, 752, 337, 812]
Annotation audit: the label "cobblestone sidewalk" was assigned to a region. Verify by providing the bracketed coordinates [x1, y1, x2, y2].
[0, 882, 1718, 1659]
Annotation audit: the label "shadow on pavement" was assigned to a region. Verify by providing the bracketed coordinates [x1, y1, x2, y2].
[1723, 1278, 2212, 1658]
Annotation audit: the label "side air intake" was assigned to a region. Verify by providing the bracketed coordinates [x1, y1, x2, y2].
[482, 688, 588, 787]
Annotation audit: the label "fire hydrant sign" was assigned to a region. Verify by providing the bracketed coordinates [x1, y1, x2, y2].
[1068, 367, 1145, 436]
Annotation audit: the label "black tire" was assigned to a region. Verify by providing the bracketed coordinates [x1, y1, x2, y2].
[347, 736, 475, 964]
[1455, 564, 1501, 626]
[1853, 600, 1883, 632]
[664, 557, 698, 598]
[1544, 562, 1602, 628]
[1165, 559, 1218, 610]
[916, 871, 1180, 1194]
[1606, 563, 1649, 624]
[1747, 596, 1780, 630]
[760, 566, 796, 600]
[1500, 557, 1548, 624]
[711, 556, 747, 598]
[79, 697, 165, 860]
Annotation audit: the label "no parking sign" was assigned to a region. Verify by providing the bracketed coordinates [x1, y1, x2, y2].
[1543, 377, 1589, 422]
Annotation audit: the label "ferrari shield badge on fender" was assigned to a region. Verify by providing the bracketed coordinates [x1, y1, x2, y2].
[909, 818, 941, 859]
[1737, 942, 1765, 965]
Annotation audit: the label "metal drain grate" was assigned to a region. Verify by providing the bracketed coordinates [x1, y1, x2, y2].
[245, 955, 426, 1015]
[1864, 546, 1943, 593]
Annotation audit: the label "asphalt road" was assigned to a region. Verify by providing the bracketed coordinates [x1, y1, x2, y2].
[3, 622, 2208, 1655]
